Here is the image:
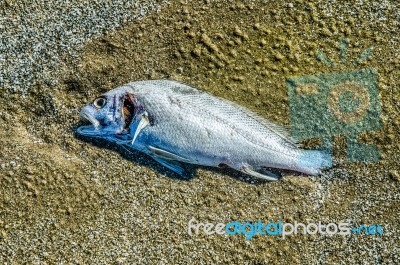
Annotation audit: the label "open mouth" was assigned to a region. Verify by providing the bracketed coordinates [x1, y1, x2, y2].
[79, 112, 100, 128]
[76, 112, 100, 136]
[122, 94, 136, 131]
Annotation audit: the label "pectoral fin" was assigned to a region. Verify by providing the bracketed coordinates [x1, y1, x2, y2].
[130, 111, 150, 145]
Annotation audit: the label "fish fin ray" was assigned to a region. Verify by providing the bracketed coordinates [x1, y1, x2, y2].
[148, 145, 192, 163]
[259, 167, 283, 179]
[241, 166, 280, 181]
[130, 112, 150, 145]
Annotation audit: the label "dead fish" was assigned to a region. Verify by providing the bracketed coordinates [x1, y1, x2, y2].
[77, 80, 331, 181]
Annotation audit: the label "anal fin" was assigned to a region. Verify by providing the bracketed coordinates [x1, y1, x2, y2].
[241, 166, 280, 181]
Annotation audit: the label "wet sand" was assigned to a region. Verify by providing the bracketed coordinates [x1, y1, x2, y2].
[0, 0, 399, 264]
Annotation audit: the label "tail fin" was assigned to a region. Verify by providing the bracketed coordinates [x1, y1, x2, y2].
[297, 150, 332, 175]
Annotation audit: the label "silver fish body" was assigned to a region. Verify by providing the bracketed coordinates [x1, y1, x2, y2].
[77, 80, 331, 180]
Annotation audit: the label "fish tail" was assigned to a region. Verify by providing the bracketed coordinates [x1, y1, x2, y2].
[296, 149, 332, 175]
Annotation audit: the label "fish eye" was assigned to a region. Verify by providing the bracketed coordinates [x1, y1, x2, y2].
[93, 97, 107, 109]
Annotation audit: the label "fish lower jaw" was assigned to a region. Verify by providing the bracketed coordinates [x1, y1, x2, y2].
[79, 112, 100, 128]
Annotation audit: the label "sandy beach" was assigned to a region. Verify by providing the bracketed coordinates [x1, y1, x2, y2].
[0, 0, 399, 264]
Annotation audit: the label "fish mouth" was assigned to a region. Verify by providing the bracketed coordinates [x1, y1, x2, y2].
[79, 112, 100, 128]
[77, 111, 100, 136]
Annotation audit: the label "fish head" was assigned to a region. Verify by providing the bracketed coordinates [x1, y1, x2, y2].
[77, 87, 143, 138]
